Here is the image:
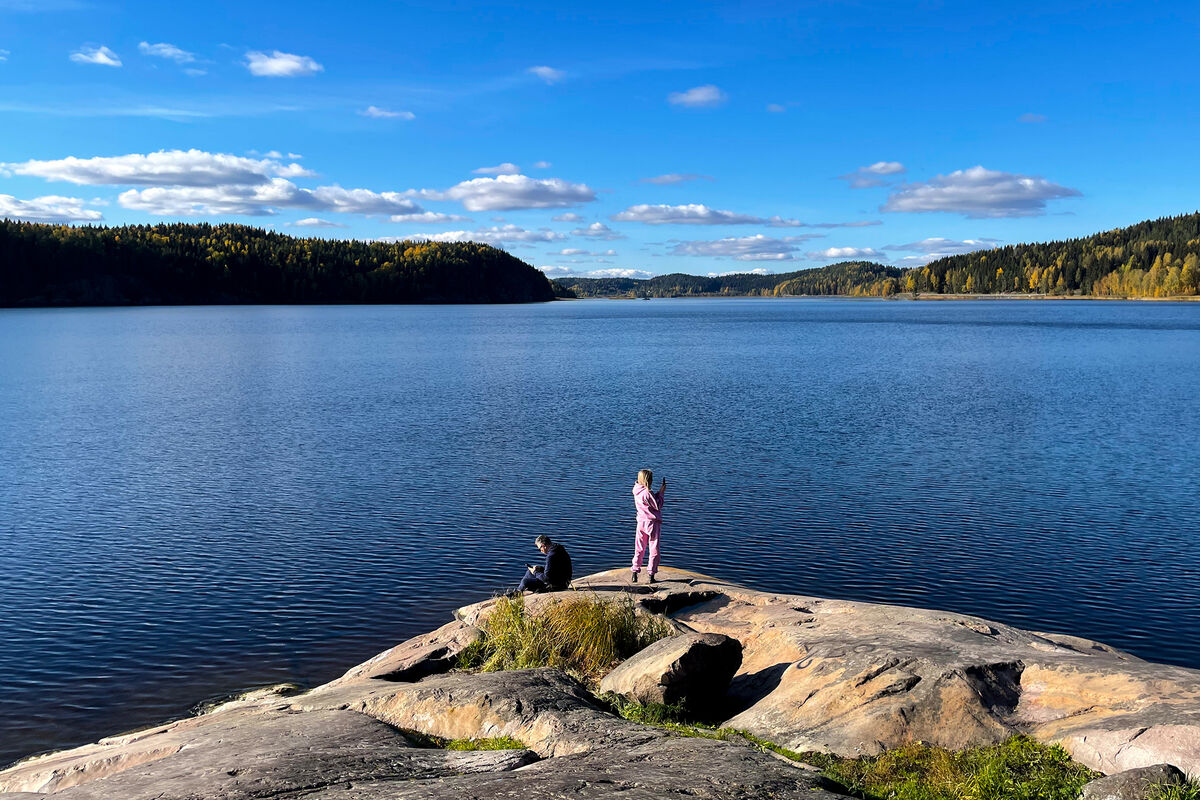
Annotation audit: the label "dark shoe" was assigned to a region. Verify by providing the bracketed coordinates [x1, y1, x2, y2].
[630, 571, 638, 583]
[648, 574, 657, 584]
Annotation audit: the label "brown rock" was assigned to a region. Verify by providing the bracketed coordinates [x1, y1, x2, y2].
[599, 632, 743, 710]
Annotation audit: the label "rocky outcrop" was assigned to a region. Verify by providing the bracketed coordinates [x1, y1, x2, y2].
[5, 566, 1200, 798]
[0, 669, 844, 799]
[1080, 764, 1187, 800]
[599, 632, 742, 709]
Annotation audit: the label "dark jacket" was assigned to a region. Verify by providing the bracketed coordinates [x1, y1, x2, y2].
[541, 542, 573, 591]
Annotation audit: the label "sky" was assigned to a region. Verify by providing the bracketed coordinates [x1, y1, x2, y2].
[1, 0, 1198, 279]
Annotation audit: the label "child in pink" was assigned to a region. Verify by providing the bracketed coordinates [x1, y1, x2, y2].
[631, 469, 665, 583]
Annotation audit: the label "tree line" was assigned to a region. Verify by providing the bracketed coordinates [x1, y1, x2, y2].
[555, 212, 1200, 299]
[0, 221, 557, 306]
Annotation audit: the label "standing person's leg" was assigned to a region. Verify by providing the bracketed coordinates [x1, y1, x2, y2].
[647, 525, 661, 579]
[631, 526, 647, 579]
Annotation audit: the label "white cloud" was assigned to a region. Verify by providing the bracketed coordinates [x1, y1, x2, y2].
[290, 217, 347, 228]
[552, 212, 584, 222]
[882, 166, 1081, 218]
[1018, 113, 1048, 123]
[0, 194, 103, 222]
[7, 149, 313, 186]
[387, 211, 470, 223]
[709, 268, 773, 276]
[806, 246, 886, 260]
[245, 50, 323, 77]
[138, 42, 195, 63]
[472, 162, 520, 175]
[885, 237, 1002, 263]
[407, 225, 566, 245]
[668, 84, 727, 108]
[671, 234, 821, 261]
[639, 173, 713, 185]
[588, 268, 652, 278]
[0, 49, 10, 62]
[118, 180, 426, 216]
[184, 68, 206, 76]
[539, 265, 653, 279]
[429, 174, 596, 211]
[70, 45, 121, 67]
[571, 222, 625, 240]
[766, 103, 785, 113]
[611, 203, 807, 227]
[839, 161, 907, 189]
[527, 65, 565, 84]
[360, 105, 414, 120]
[888, 237, 1001, 255]
[532, 161, 552, 169]
[555, 248, 618, 257]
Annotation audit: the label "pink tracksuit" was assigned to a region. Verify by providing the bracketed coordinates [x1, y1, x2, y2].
[631, 483, 664, 575]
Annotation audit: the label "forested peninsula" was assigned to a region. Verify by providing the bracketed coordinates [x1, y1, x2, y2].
[0, 221, 557, 306]
[556, 212, 1200, 299]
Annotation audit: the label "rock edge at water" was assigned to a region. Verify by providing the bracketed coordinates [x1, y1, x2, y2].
[3, 566, 1200, 798]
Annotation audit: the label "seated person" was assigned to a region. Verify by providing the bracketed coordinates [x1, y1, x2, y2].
[517, 535, 573, 593]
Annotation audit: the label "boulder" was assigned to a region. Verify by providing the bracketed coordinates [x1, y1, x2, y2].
[1080, 763, 1187, 800]
[600, 632, 743, 710]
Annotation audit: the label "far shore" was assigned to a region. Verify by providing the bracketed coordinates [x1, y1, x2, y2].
[577, 292, 1200, 302]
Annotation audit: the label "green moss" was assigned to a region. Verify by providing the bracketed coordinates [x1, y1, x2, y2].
[443, 736, 527, 751]
[399, 729, 526, 751]
[457, 594, 673, 684]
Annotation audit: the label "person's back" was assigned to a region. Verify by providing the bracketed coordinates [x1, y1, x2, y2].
[543, 541, 573, 591]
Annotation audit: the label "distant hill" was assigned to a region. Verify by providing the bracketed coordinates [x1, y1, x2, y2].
[556, 262, 901, 298]
[555, 212, 1200, 299]
[0, 221, 556, 306]
[908, 211, 1200, 296]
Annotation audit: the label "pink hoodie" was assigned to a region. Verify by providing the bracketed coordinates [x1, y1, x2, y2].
[633, 483, 664, 528]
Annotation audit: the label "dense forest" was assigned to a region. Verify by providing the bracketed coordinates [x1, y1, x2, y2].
[904, 212, 1200, 297]
[556, 212, 1200, 299]
[0, 221, 556, 306]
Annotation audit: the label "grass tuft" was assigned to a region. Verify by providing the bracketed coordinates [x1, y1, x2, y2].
[458, 594, 673, 684]
[806, 736, 1097, 800]
[400, 729, 527, 751]
[443, 736, 527, 751]
[1150, 781, 1200, 800]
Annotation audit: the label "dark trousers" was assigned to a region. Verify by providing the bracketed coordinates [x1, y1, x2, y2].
[518, 570, 548, 593]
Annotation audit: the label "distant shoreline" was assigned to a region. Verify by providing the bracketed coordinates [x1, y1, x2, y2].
[577, 292, 1200, 302]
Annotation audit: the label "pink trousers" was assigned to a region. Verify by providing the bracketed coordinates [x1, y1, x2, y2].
[631, 524, 660, 574]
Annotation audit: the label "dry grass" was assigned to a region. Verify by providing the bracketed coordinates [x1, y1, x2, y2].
[458, 594, 673, 684]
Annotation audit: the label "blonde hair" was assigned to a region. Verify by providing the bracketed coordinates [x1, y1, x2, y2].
[637, 469, 653, 490]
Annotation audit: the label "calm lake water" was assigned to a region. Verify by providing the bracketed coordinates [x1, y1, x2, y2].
[2, 298, 1199, 766]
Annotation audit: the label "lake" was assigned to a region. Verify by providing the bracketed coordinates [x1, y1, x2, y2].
[2, 298, 1199, 767]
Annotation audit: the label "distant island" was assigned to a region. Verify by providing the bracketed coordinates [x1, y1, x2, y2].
[556, 212, 1200, 299]
[0, 221, 557, 306]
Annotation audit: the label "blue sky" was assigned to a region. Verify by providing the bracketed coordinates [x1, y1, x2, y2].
[1, 0, 1198, 278]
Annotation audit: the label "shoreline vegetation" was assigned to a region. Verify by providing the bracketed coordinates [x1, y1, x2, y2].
[554, 211, 1200, 301]
[0, 220, 556, 306]
[2, 211, 1197, 307]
